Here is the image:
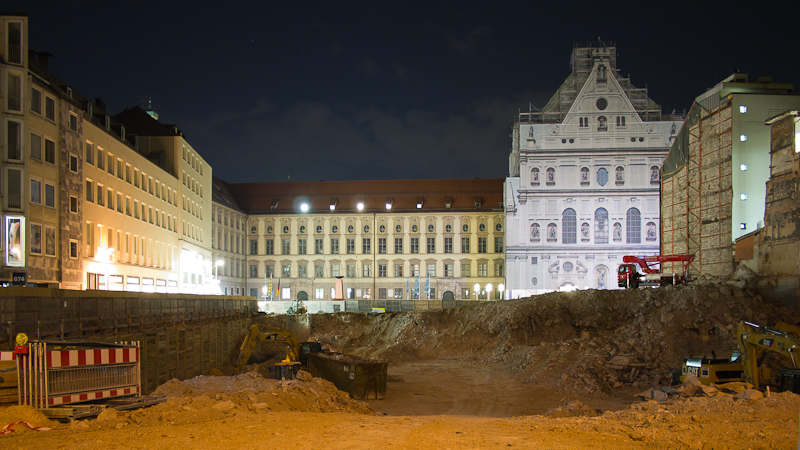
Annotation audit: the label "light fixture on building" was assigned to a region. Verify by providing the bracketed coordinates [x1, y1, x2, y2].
[740, 134, 747, 142]
[739, 105, 747, 114]
[741, 164, 748, 171]
[498, 283, 505, 300]
[445, 196, 452, 209]
[385, 198, 393, 210]
[741, 193, 747, 200]
[356, 199, 365, 211]
[473, 283, 480, 295]
[330, 198, 337, 210]
[300, 202, 309, 212]
[416, 197, 424, 209]
[214, 259, 224, 281]
[486, 283, 493, 296]
[474, 196, 482, 208]
[740, 223, 746, 230]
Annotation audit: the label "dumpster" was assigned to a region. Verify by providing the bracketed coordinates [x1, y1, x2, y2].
[307, 352, 387, 400]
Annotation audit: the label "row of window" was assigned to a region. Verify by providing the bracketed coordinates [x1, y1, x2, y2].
[213, 255, 244, 278]
[213, 229, 246, 254]
[530, 208, 655, 244]
[86, 141, 178, 208]
[249, 261, 503, 279]
[247, 236, 503, 256]
[256, 222, 502, 236]
[217, 211, 245, 230]
[84, 222, 175, 270]
[182, 171, 203, 198]
[30, 86, 56, 122]
[181, 145, 203, 176]
[85, 178, 178, 233]
[257, 286, 499, 301]
[29, 222, 57, 257]
[530, 166, 661, 186]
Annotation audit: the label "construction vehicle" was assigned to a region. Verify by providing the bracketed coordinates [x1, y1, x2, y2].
[234, 323, 323, 377]
[617, 254, 694, 289]
[680, 320, 800, 390]
[287, 299, 307, 315]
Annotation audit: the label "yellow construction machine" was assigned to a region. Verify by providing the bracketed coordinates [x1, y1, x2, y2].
[681, 319, 800, 390]
[235, 323, 324, 378]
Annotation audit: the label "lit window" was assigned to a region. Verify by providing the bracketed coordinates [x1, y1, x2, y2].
[741, 164, 748, 171]
[741, 193, 747, 200]
[740, 134, 747, 142]
[740, 223, 746, 230]
[739, 105, 747, 113]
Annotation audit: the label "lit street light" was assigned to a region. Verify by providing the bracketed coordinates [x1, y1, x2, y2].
[214, 260, 224, 294]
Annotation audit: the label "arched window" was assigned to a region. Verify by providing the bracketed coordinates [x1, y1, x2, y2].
[562, 209, 577, 244]
[597, 168, 608, 186]
[594, 208, 608, 244]
[615, 166, 625, 185]
[546, 168, 555, 185]
[580, 167, 589, 185]
[626, 208, 641, 244]
[531, 168, 540, 185]
[530, 224, 540, 242]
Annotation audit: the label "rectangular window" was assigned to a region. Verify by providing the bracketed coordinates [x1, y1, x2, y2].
[70, 195, 78, 213]
[265, 265, 274, 278]
[250, 239, 258, 255]
[362, 238, 371, 254]
[134, 169, 139, 187]
[107, 189, 114, 210]
[96, 184, 104, 206]
[44, 139, 55, 164]
[346, 264, 356, 277]
[462, 263, 471, 277]
[379, 288, 387, 300]
[427, 237, 435, 253]
[282, 239, 290, 254]
[346, 238, 355, 254]
[45, 96, 56, 122]
[315, 288, 324, 299]
[331, 238, 339, 254]
[494, 237, 503, 253]
[7, 73, 21, 111]
[107, 153, 114, 175]
[378, 264, 387, 277]
[315, 264, 323, 277]
[410, 237, 419, 254]
[331, 264, 340, 277]
[7, 169, 21, 209]
[45, 184, 55, 208]
[298, 238, 307, 254]
[378, 238, 386, 254]
[116, 193, 123, 213]
[126, 197, 131, 216]
[30, 179, 41, 204]
[117, 159, 124, 179]
[7, 121, 20, 160]
[444, 264, 453, 277]
[478, 263, 488, 277]
[394, 264, 403, 277]
[461, 237, 470, 253]
[315, 238, 323, 254]
[249, 265, 258, 278]
[411, 264, 419, 277]
[69, 240, 78, 259]
[85, 142, 93, 165]
[85, 180, 94, 202]
[30, 132, 42, 160]
[31, 87, 42, 114]
[363, 263, 371, 277]
[69, 113, 77, 132]
[395, 238, 403, 254]
[427, 264, 435, 277]
[282, 264, 291, 277]
[97, 148, 104, 170]
[69, 154, 78, 172]
[444, 237, 453, 253]
[265, 239, 274, 255]
[494, 263, 504, 277]
[126, 165, 132, 183]
[298, 264, 307, 278]
[478, 237, 487, 253]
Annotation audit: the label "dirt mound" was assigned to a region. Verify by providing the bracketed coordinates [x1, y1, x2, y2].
[278, 281, 793, 395]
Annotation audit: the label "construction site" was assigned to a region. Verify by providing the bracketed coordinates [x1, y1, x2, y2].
[0, 272, 798, 449]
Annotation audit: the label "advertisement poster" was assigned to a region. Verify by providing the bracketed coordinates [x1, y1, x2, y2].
[45, 226, 56, 256]
[30, 223, 41, 254]
[6, 216, 25, 267]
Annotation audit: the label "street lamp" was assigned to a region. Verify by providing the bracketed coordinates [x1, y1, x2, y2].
[498, 283, 505, 300]
[214, 260, 224, 295]
[486, 283, 493, 300]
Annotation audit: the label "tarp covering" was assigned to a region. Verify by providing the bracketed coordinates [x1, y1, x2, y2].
[662, 102, 708, 179]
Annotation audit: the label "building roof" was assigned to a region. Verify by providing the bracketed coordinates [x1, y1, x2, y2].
[212, 176, 244, 213]
[222, 178, 504, 214]
[114, 106, 183, 138]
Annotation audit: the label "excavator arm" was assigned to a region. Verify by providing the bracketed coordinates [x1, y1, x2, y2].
[737, 321, 800, 387]
[235, 323, 301, 371]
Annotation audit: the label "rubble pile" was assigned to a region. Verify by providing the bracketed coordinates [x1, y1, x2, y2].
[298, 280, 791, 395]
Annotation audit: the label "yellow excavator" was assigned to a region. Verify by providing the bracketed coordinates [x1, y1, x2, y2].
[681, 319, 800, 390]
[235, 323, 324, 378]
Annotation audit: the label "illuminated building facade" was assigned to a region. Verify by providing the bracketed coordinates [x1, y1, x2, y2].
[211, 177, 247, 295]
[223, 179, 505, 311]
[505, 42, 683, 297]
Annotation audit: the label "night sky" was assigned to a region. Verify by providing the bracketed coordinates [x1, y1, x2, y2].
[11, 1, 800, 183]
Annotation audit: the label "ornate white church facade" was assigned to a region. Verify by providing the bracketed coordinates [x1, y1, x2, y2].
[504, 43, 683, 297]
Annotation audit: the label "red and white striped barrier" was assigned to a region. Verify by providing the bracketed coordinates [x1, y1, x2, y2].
[0, 351, 16, 361]
[0, 421, 69, 435]
[46, 347, 139, 368]
[48, 386, 140, 406]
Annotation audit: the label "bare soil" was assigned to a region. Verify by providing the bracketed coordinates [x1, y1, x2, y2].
[1, 280, 799, 449]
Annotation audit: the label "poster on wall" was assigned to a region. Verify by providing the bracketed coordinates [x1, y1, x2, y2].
[45, 226, 56, 257]
[6, 216, 25, 267]
[30, 223, 41, 255]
